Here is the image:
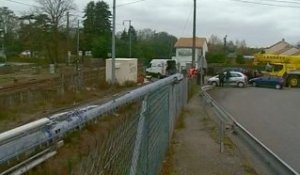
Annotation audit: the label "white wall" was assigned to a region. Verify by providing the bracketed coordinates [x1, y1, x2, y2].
[172, 44, 208, 71]
[106, 58, 138, 85]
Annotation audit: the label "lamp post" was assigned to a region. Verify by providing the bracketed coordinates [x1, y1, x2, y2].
[123, 20, 132, 58]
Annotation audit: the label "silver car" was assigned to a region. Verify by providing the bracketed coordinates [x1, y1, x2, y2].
[208, 71, 247, 88]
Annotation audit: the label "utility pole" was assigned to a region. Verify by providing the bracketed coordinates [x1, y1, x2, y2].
[0, 19, 5, 62]
[123, 20, 132, 57]
[76, 20, 80, 92]
[112, 0, 116, 84]
[66, 12, 70, 65]
[192, 0, 196, 67]
[77, 20, 80, 61]
[224, 35, 227, 53]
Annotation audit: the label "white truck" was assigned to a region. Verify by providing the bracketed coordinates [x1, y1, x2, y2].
[145, 59, 176, 79]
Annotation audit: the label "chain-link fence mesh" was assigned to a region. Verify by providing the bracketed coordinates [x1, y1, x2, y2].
[70, 75, 188, 175]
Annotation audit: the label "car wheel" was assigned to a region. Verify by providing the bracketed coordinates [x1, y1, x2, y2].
[252, 82, 256, 87]
[212, 81, 218, 86]
[237, 82, 245, 88]
[275, 84, 281, 89]
[288, 77, 298, 87]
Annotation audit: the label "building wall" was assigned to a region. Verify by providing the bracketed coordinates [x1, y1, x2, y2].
[172, 42, 208, 71]
[106, 58, 138, 85]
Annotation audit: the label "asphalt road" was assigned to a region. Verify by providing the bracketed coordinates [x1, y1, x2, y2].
[209, 87, 300, 173]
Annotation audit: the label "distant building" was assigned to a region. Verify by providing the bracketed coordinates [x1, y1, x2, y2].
[172, 37, 208, 71]
[264, 38, 300, 56]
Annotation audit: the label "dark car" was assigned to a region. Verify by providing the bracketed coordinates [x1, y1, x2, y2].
[249, 76, 284, 89]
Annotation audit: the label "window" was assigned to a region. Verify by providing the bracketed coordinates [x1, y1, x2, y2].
[231, 73, 241, 77]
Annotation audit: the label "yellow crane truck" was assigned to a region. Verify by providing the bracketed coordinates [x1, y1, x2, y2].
[253, 53, 300, 87]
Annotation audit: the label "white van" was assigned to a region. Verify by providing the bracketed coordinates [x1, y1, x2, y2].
[146, 59, 176, 79]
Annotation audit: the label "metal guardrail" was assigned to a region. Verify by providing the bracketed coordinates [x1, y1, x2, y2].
[201, 85, 299, 175]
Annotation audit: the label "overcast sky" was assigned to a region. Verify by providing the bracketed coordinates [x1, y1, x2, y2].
[2, 0, 300, 47]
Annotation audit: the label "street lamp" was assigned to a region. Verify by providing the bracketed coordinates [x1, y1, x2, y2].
[123, 20, 132, 58]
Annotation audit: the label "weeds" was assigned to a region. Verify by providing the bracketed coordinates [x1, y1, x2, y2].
[242, 162, 258, 175]
[28, 102, 141, 174]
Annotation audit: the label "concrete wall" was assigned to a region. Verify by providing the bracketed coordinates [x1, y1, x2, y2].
[106, 58, 138, 85]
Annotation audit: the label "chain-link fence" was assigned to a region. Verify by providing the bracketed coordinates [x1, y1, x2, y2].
[68, 74, 188, 175]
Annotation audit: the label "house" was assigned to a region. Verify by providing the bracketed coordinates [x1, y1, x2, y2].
[172, 37, 208, 72]
[264, 38, 300, 56]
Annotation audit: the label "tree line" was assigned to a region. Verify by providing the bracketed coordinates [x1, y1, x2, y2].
[206, 34, 260, 64]
[0, 0, 264, 65]
[0, 0, 177, 64]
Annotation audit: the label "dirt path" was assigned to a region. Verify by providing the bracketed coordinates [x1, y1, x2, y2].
[169, 93, 257, 175]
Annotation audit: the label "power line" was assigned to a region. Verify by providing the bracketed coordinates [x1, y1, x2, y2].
[230, 0, 300, 8]
[117, 0, 147, 7]
[2, 0, 148, 16]
[1, 0, 37, 7]
[259, 0, 300, 5]
[181, 8, 193, 36]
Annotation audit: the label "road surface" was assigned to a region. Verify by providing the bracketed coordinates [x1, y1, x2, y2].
[209, 87, 300, 173]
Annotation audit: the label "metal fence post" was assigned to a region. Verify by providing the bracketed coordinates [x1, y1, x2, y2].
[130, 96, 147, 175]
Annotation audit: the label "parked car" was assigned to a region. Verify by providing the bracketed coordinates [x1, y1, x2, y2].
[222, 67, 262, 80]
[208, 71, 247, 88]
[249, 76, 284, 89]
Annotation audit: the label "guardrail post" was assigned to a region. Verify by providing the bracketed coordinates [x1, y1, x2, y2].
[219, 120, 224, 153]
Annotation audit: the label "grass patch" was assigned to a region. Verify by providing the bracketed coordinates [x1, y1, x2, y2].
[188, 80, 200, 101]
[203, 117, 236, 153]
[28, 102, 141, 174]
[0, 77, 14, 84]
[0, 84, 133, 131]
[242, 161, 258, 175]
[160, 145, 178, 175]
[176, 108, 190, 130]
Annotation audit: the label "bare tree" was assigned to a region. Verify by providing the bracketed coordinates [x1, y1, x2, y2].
[35, 0, 76, 64]
[297, 41, 300, 48]
[36, 0, 75, 29]
[208, 34, 222, 46]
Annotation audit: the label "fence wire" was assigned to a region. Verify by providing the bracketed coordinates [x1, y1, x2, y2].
[71, 76, 188, 175]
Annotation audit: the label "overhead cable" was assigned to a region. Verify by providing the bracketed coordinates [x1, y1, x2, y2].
[230, 0, 300, 8]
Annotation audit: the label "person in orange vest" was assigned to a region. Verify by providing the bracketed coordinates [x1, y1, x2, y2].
[188, 67, 197, 78]
[137, 74, 144, 84]
[192, 68, 197, 78]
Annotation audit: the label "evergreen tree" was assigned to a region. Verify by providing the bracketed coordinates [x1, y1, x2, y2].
[83, 1, 112, 58]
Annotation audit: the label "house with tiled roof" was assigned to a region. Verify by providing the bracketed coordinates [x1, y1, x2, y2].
[172, 37, 208, 71]
[264, 39, 300, 56]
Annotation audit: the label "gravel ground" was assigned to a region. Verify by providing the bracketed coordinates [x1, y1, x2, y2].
[168, 93, 257, 175]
